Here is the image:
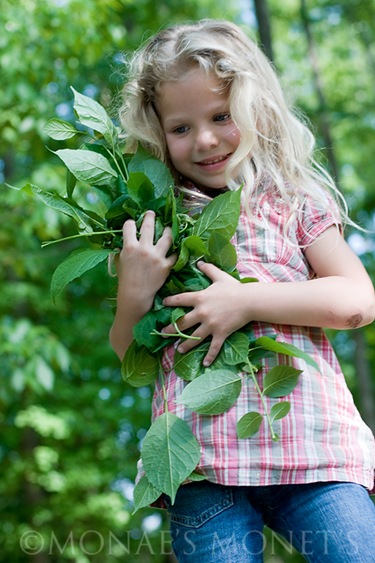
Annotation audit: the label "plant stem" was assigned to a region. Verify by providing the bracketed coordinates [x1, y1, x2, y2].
[151, 324, 201, 341]
[159, 368, 169, 414]
[245, 359, 278, 441]
[41, 230, 123, 247]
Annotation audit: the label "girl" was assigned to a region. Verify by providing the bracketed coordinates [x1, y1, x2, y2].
[110, 19, 375, 562]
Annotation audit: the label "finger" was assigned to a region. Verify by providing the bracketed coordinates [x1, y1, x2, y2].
[166, 253, 178, 268]
[162, 309, 197, 335]
[138, 210, 156, 243]
[122, 219, 137, 247]
[202, 336, 226, 366]
[197, 260, 231, 282]
[176, 329, 205, 354]
[156, 225, 174, 254]
[163, 292, 197, 308]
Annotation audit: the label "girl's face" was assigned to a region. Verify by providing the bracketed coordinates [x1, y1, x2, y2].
[156, 68, 241, 190]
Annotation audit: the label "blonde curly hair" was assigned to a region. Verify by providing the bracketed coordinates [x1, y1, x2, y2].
[119, 19, 349, 237]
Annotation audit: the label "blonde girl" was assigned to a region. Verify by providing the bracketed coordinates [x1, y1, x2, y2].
[110, 19, 375, 562]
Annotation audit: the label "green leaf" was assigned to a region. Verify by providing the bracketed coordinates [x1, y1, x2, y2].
[222, 332, 250, 365]
[51, 248, 112, 301]
[192, 189, 241, 240]
[207, 232, 238, 271]
[269, 401, 291, 423]
[236, 412, 263, 438]
[141, 412, 201, 503]
[30, 186, 104, 231]
[171, 307, 186, 325]
[173, 236, 208, 272]
[127, 172, 155, 206]
[121, 341, 159, 387]
[129, 145, 174, 198]
[55, 149, 117, 186]
[177, 370, 242, 415]
[173, 343, 210, 381]
[71, 87, 117, 143]
[43, 118, 80, 140]
[133, 307, 174, 352]
[132, 475, 162, 513]
[255, 336, 319, 371]
[188, 471, 207, 482]
[263, 366, 302, 398]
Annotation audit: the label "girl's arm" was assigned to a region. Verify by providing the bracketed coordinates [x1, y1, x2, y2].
[162, 226, 375, 366]
[109, 210, 176, 360]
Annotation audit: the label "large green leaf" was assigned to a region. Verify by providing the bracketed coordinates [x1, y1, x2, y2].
[51, 248, 112, 301]
[177, 369, 242, 415]
[121, 341, 159, 387]
[263, 366, 302, 398]
[43, 118, 80, 140]
[132, 475, 162, 513]
[55, 149, 117, 186]
[173, 343, 210, 381]
[71, 87, 117, 143]
[207, 232, 238, 271]
[141, 412, 201, 504]
[255, 336, 319, 371]
[192, 189, 241, 240]
[129, 145, 174, 198]
[222, 332, 250, 365]
[30, 185, 104, 231]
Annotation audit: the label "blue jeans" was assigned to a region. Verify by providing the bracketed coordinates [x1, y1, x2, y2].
[165, 481, 375, 562]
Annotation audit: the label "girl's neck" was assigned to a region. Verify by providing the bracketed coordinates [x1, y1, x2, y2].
[181, 177, 229, 198]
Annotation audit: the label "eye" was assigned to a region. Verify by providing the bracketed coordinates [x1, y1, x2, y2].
[172, 125, 189, 134]
[214, 113, 231, 123]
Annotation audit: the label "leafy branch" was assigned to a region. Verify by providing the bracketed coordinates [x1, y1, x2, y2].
[16, 88, 319, 510]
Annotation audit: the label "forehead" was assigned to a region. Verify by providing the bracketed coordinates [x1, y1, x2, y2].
[156, 68, 228, 121]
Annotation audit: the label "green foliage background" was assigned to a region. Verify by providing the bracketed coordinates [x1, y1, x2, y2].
[1, 1, 374, 561]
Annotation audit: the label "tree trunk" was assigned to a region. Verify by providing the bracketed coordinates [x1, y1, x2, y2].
[299, 0, 374, 427]
[352, 329, 375, 432]
[253, 0, 274, 62]
[300, 0, 340, 183]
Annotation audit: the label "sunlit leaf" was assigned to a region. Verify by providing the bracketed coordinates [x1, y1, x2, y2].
[51, 248, 112, 301]
[43, 118, 80, 140]
[141, 412, 201, 504]
[55, 149, 117, 186]
[71, 87, 117, 143]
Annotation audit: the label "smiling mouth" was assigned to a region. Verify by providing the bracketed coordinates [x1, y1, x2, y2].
[198, 155, 229, 166]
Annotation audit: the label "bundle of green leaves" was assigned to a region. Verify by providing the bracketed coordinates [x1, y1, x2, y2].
[21, 89, 318, 509]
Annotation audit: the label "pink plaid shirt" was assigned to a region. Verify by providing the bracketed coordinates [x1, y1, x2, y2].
[147, 186, 375, 498]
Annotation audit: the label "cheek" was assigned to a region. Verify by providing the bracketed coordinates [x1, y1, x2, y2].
[228, 126, 241, 146]
[165, 136, 187, 164]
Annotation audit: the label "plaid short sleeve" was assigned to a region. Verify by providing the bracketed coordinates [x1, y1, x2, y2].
[296, 191, 342, 247]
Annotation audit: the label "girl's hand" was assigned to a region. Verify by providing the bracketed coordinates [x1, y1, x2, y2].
[116, 210, 176, 310]
[162, 261, 250, 366]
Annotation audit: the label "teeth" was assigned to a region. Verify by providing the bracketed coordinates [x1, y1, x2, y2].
[202, 156, 226, 165]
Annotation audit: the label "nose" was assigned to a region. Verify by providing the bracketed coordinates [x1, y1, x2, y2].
[195, 127, 219, 150]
